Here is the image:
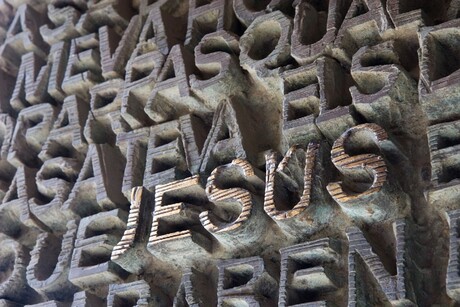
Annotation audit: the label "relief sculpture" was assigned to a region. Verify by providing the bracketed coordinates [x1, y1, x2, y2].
[0, 0, 458, 306]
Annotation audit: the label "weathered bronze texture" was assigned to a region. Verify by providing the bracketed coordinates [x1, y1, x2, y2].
[0, 0, 458, 306]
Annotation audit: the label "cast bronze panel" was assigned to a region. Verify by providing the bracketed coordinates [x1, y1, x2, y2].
[0, 0, 457, 306]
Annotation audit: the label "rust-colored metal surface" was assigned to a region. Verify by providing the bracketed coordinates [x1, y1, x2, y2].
[0, 0, 459, 306]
